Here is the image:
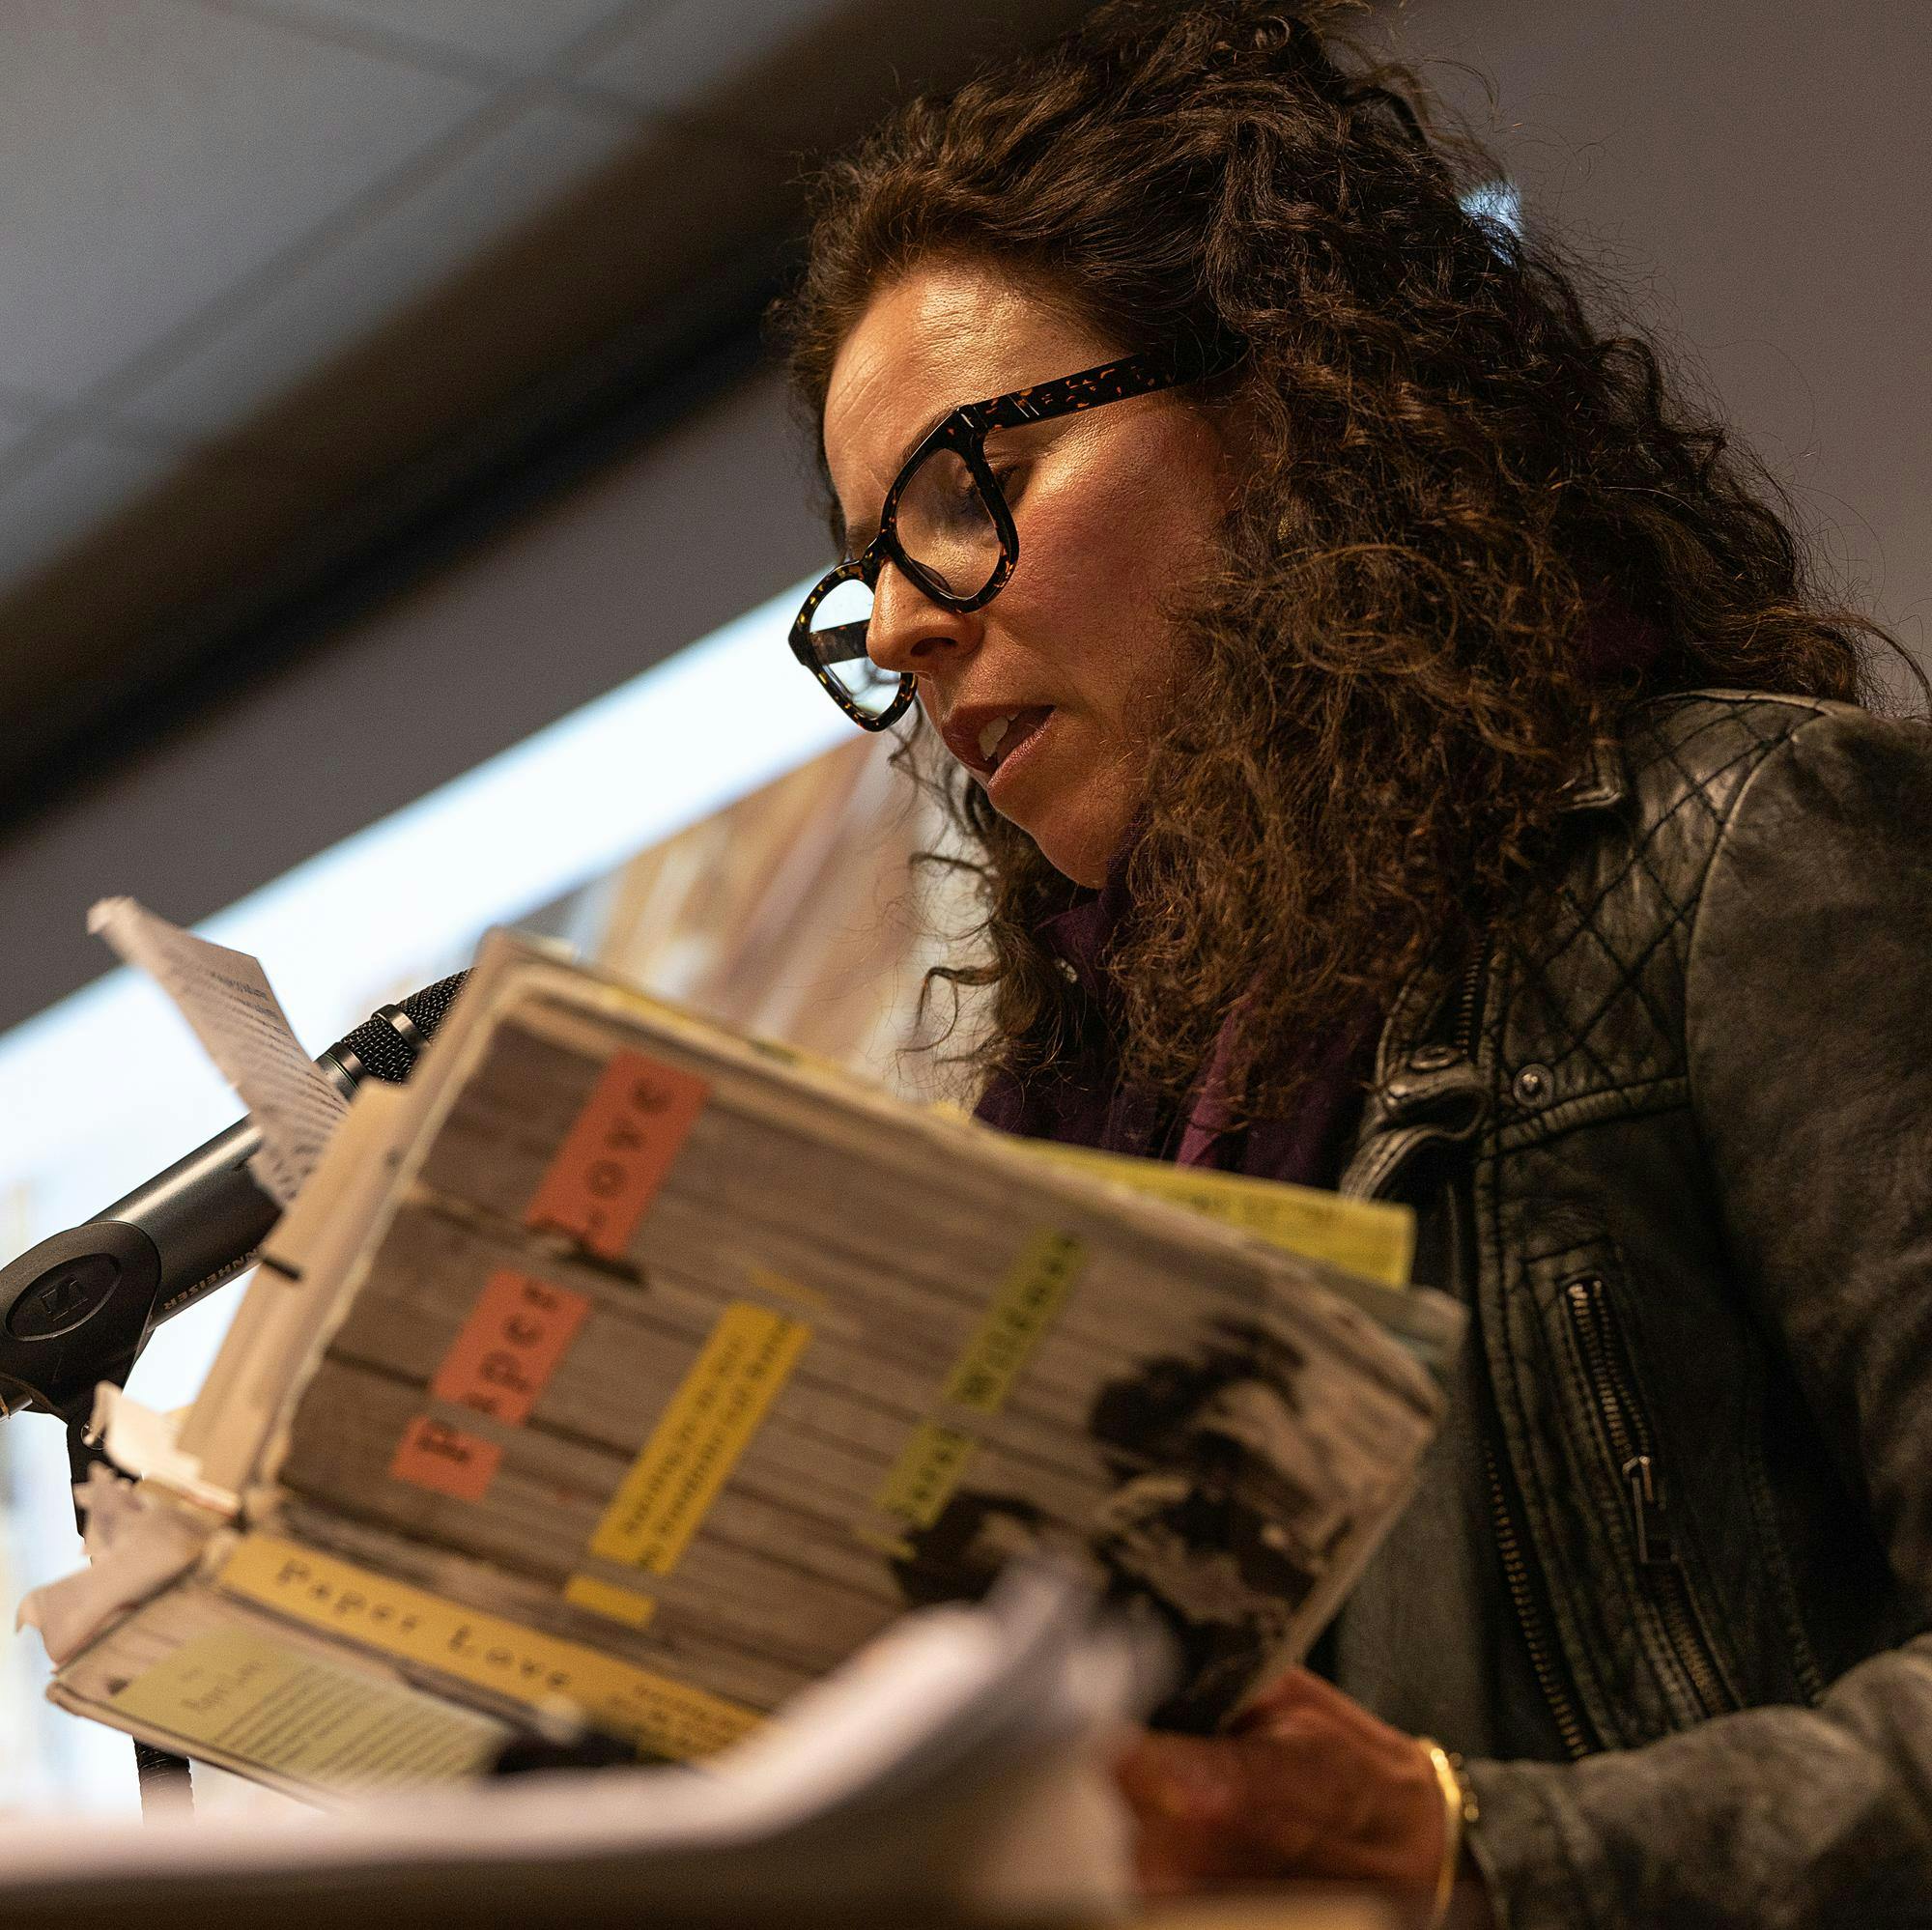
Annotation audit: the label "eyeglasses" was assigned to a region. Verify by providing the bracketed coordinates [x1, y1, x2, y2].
[790, 332, 1247, 729]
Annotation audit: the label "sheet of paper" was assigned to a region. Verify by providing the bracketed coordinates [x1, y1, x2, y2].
[14, 1465, 210, 1664]
[92, 1386, 235, 1511]
[89, 897, 348, 1206]
[110, 1626, 501, 1788]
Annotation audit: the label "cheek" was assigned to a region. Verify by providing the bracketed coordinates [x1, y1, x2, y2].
[1007, 470, 1200, 713]
[1037, 466, 1171, 593]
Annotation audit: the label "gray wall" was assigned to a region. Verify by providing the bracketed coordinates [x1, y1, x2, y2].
[0, 370, 828, 1033]
[0, 0, 1921, 1033]
[1386, 0, 1927, 682]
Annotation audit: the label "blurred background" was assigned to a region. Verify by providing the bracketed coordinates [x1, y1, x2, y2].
[0, 0, 1923, 1813]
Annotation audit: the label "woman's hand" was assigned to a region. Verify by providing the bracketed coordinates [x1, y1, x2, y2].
[1114, 1667, 1493, 1925]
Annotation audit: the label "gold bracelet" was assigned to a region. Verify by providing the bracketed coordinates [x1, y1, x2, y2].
[1417, 1738, 1480, 1930]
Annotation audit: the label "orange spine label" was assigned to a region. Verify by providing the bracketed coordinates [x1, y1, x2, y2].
[389, 1415, 502, 1501]
[523, 1050, 710, 1258]
[430, 1269, 590, 1426]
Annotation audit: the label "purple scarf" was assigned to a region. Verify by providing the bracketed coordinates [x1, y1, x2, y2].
[971, 848, 1376, 1189]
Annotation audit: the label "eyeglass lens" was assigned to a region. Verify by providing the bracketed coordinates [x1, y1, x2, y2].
[803, 577, 898, 718]
[895, 446, 1004, 596]
[800, 443, 1006, 720]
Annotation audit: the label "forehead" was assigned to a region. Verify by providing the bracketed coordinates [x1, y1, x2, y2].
[822, 261, 1117, 512]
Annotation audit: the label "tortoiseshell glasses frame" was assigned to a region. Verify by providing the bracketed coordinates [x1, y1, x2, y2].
[789, 331, 1248, 730]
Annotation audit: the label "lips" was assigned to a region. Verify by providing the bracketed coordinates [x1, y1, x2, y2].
[985, 707, 1051, 770]
[983, 707, 1056, 800]
[938, 701, 1055, 779]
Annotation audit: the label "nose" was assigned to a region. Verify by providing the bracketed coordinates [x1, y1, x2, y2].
[865, 556, 980, 679]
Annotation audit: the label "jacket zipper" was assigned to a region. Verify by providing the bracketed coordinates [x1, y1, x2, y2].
[1450, 944, 1595, 1754]
[1564, 1276, 1733, 1719]
[1437, 1166, 1594, 1761]
[1451, 946, 1486, 1058]
[1480, 1432, 1592, 1759]
[1371, 938, 1596, 1757]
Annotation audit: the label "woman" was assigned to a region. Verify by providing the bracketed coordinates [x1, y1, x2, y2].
[770, 3, 1932, 1924]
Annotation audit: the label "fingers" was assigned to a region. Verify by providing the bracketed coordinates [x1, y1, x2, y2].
[1117, 1730, 1330, 1889]
[1114, 1709, 1448, 1895]
[1231, 1664, 1405, 1746]
[1117, 1731, 1295, 1892]
[1116, 1731, 1240, 1893]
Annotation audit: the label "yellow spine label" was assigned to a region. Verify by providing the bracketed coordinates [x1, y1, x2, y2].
[746, 1263, 829, 1315]
[943, 1229, 1084, 1413]
[850, 1521, 917, 1562]
[562, 1574, 659, 1629]
[875, 1422, 979, 1529]
[218, 1536, 758, 1759]
[1024, 1142, 1416, 1287]
[588, 1302, 810, 1575]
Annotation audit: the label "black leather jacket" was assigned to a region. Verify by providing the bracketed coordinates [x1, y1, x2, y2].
[1337, 692, 1932, 1926]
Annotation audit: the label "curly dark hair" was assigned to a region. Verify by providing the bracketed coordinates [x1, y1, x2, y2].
[768, 0, 1908, 1125]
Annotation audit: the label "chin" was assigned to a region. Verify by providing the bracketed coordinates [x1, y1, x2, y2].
[1021, 813, 1120, 892]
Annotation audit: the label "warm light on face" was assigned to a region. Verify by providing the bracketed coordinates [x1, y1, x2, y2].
[822, 262, 1239, 890]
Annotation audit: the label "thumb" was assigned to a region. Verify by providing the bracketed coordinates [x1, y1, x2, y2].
[1116, 1730, 1246, 1830]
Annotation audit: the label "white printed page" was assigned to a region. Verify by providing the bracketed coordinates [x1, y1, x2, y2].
[88, 897, 348, 1206]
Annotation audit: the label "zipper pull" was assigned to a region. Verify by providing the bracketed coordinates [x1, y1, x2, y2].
[1622, 1455, 1675, 1567]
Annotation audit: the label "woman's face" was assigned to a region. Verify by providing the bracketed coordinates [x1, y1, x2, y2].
[821, 259, 1238, 889]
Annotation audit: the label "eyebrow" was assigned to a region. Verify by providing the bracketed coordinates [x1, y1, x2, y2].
[834, 402, 954, 556]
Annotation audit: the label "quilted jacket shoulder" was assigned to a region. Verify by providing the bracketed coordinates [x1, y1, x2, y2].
[1485, 689, 1863, 1155]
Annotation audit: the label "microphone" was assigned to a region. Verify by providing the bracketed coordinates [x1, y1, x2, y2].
[0, 972, 469, 1423]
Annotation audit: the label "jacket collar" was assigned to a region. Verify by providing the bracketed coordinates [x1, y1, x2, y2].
[1556, 732, 1627, 812]
[1338, 726, 1634, 1196]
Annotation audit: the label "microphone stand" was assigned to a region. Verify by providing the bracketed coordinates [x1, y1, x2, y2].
[65, 1412, 194, 1817]
[0, 1126, 265, 1821]
[0, 973, 469, 1818]
[0, 1235, 195, 1816]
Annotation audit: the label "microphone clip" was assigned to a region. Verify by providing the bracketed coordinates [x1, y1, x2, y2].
[0, 1219, 161, 1423]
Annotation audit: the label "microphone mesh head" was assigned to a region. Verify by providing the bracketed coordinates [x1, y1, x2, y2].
[335, 1014, 414, 1083]
[337, 972, 471, 1085]
[400, 972, 468, 1036]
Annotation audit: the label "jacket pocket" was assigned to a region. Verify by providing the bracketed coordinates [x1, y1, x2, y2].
[1561, 1268, 1739, 1722]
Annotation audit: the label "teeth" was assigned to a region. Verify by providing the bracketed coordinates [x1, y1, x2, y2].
[978, 715, 1015, 764]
